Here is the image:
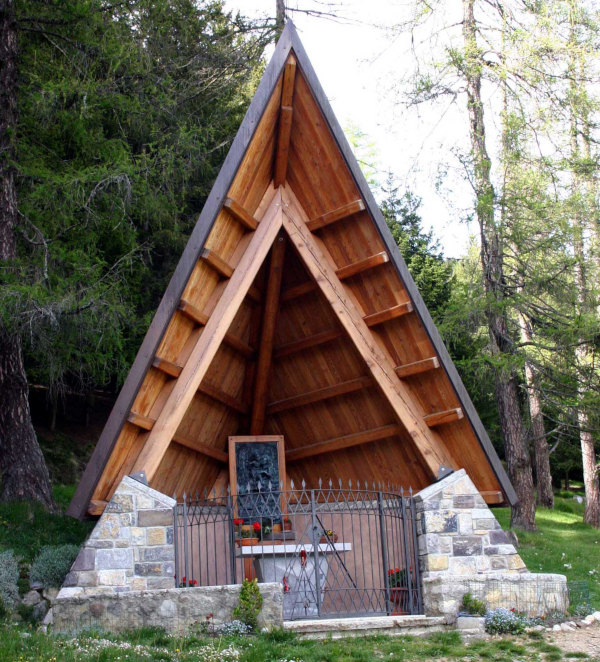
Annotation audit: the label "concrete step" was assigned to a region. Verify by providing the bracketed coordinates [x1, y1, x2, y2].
[283, 614, 450, 639]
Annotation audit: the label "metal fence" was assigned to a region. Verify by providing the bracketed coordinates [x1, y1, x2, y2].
[173, 481, 422, 620]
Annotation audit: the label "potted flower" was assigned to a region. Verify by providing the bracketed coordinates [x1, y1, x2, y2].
[387, 567, 409, 614]
[283, 516, 293, 531]
[319, 529, 338, 544]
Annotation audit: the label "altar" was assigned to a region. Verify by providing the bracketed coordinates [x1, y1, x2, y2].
[236, 542, 352, 619]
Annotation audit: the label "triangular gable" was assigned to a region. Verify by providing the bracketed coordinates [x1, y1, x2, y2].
[68, 22, 516, 519]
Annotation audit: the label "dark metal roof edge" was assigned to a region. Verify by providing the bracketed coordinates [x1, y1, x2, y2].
[67, 25, 296, 519]
[286, 26, 518, 506]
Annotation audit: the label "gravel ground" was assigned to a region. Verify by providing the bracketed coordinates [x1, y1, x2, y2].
[547, 622, 600, 658]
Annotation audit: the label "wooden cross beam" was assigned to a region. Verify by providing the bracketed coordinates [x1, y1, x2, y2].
[280, 186, 453, 477]
[131, 189, 284, 481]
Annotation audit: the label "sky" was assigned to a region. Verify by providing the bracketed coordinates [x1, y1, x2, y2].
[224, 0, 477, 258]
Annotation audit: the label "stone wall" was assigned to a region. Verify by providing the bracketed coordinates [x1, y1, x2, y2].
[59, 476, 176, 598]
[414, 469, 567, 618]
[51, 583, 283, 634]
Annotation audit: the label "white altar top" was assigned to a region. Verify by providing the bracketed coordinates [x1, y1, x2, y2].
[235, 542, 351, 556]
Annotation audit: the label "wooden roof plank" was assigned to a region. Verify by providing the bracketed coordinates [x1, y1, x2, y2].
[131, 190, 284, 481]
[281, 186, 452, 477]
[172, 434, 228, 463]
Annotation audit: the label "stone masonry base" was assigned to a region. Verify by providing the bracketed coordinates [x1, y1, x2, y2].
[51, 583, 283, 634]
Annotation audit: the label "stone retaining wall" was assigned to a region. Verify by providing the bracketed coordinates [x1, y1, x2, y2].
[59, 476, 175, 598]
[51, 583, 283, 634]
[414, 469, 568, 618]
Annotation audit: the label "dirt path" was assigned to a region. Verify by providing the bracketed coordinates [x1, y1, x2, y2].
[546, 622, 600, 659]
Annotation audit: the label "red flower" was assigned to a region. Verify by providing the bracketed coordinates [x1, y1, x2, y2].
[388, 569, 394, 575]
[207, 612, 213, 620]
[233, 518, 243, 526]
[395, 568, 400, 573]
[192, 579, 198, 586]
[252, 521, 261, 532]
[284, 516, 290, 522]
[182, 576, 186, 581]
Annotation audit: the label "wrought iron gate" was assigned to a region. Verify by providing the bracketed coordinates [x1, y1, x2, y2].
[173, 482, 422, 619]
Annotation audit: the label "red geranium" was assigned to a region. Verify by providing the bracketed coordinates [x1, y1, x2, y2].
[252, 521, 261, 532]
[233, 518, 243, 526]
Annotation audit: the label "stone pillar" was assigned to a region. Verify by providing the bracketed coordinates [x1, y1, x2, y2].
[414, 469, 567, 619]
[58, 476, 176, 598]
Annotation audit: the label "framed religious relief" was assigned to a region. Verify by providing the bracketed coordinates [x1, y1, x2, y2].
[228, 435, 286, 520]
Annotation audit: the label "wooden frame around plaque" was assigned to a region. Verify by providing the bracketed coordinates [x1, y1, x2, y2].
[228, 435, 286, 495]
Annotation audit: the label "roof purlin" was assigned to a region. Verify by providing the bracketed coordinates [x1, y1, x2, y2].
[66, 28, 295, 519]
[284, 24, 518, 506]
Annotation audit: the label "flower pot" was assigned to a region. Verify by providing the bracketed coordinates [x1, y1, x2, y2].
[389, 587, 409, 615]
[283, 521, 292, 531]
[319, 533, 338, 544]
[238, 537, 260, 547]
[272, 523, 282, 533]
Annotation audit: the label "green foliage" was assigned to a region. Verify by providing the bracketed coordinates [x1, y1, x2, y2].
[484, 608, 528, 635]
[30, 544, 80, 588]
[0, 596, 6, 622]
[380, 178, 453, 323]
[232, 578, 263, 630]
[0, 550, 19, 611]
[16, 603, 36, 625]
[461, 592, 487, 616]
[5, 0, 269, 406]
[0, 495, 93, 563]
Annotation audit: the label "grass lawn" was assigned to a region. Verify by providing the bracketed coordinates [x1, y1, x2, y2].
[494, 495, 600, 607]
[0, 624, 592, 662]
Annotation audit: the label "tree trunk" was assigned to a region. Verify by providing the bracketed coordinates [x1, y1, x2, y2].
[275, 0, 285, 37]
[462, 0, 536, 530]
[518, 312, 554, 508]
[0, 0, 56, 510]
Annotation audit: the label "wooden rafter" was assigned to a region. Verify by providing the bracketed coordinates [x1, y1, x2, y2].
[223, 197, 258, 231]
[274, 54, 296, 187]
[424, 408, 463, 428]
[131, 190, 284, 481]
[281, 186, 453, 477]
[201, 248, 234, 278]
[127, 411, 155, 430]
[286, 424, 401, 462]
[250, 234, 286, 433]
[178, 299, 255, 359]
[395, 357, 440, 379]
[267, 375, 373, 415]
[364, 302, 413, 327]
[306, 199, 365, 232]
[335, 251, 389, 280]
[273, 328, 342, 359]
[172, 434, 228, 463]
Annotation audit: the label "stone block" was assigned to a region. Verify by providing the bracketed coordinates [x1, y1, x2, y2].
[508, 555, 526, 571]
[425, 555, 449, 571]
[118, 513, 134, 527]
[115, 540, 130, 548]
[474, 519, 498, 532]
[457, 513, 473, 535]
[134, 563, 163, 576]
[130, 527, 146, 546]
[137, 509, 173, 527]
[97, 570, 126, 586]
[140, 546, 173, 563]
[96, 548, 133, 570]
[22, 590, 41, 606]
[456, 616, 485, 632]
[76, 571, 99, 587]
[86, 540, 114, 549]
[422, 511, 458, 534]
[136, 494, 154, 509]
[106, 494, 133, 513]
[147, 577, 175, 590]
[419, 533, 440, 555]
[166, 527, 173, 545]
[454, 495, 475, 509]
[72, 548, 96, 572]
[490, 556, 508, 570]
[439, 536, 452, 554]
[448, 557, 477, 575]
[62, 572, 79, 587]
[130, 578, 147, 591]
[147, 527, 166, 546]
[92, 514, 121, 539]
[452, 536, 482, 557]
[489, 530, 510, 545]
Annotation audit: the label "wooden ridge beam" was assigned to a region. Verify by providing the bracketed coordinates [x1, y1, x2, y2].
[223, 197, 258, 231]
[395, 357, 440, 379]
[132, 190, 284, 481]
[127, 411, 155, 431]
[274, 328, 343, 359]
[250, 234, 286, 433]
[286, 424, 401, 462]
[267, 375, 373, 415]
[172, 434, 228, 463]
[178, 299, 255, 359]
[364, 301, 413, 327]
[424, 408, 463, 428]
[335, 251, 389, 280]
[281, 186, 453, 477]
[306, 199, 365, 232]
[274, 55, 296, 187]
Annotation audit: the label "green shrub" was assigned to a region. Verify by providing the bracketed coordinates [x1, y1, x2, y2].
[16, 602, 36, 625]
[461, 592, 487, 616]
[30, 544, 80, 588]
[232, 578, 263, 630]
[0, 550, 19, 610]
[484, 608, 528, 635]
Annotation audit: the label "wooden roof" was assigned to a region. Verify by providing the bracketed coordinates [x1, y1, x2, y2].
[68, 22, 516, 519]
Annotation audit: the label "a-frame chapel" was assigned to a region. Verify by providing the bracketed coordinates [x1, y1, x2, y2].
[68, 21, 516, 521]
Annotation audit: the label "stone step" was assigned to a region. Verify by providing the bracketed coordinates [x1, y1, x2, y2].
[283, 614, 449, 640]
